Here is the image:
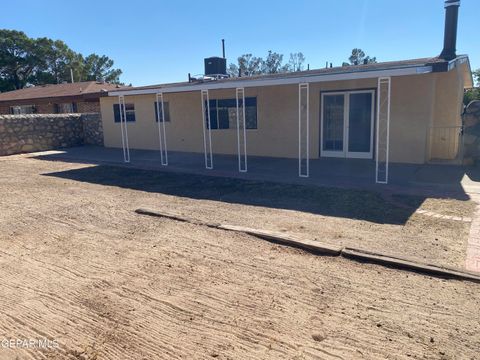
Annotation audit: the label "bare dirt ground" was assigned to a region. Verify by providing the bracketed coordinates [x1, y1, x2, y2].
[34, 157, 475, 270]
[0, 155, 479, 359]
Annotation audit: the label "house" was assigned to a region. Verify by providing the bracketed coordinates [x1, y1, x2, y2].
[0, 81, 123, 115]
[100, 0, 473, 184]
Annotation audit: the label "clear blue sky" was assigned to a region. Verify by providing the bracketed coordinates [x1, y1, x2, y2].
[2, 0, 478, 86]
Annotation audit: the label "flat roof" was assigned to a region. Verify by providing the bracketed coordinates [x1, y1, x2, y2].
[109, 56, 472, 97]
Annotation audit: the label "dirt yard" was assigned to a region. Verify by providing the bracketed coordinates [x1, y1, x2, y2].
[0, 154, 479, 359]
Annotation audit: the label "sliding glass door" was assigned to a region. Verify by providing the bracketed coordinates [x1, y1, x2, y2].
[321, 90, 375, 159]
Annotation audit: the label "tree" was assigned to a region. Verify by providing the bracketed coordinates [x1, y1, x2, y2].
[0, 29, 124, 91]
[262, 51, 284, 74]
[474, 69, 480, 86]
[0, 30, 38, 91]
[348, 48, 377, 65]
[81, 54, 122, 83]
[227, 63, 240, 77]
[227, 53, 264, 77]
[227, 50, 307, 77]
[69, 52, 87, 83]
[464, 88, 480, 105]
[287, 52, 306, 72]
[464, 69, 480, 105]
[32, 38, 78, 84]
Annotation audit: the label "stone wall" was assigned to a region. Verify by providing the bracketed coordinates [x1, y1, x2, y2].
[0, 113, 103, 156]
[82, 113, 103, 146]
[463, 100, 480, 165]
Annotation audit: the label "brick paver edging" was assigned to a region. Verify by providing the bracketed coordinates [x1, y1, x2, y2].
[415, 209, 472, 223]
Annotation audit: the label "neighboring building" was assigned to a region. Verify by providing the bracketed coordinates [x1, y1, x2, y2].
[0, 81, 124, 115]
[100, 0, 474, 183]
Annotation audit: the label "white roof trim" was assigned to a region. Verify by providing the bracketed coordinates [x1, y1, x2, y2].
[109, 65, 433, 96]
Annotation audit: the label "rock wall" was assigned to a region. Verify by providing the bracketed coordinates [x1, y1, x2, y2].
[82, 113, 103, 146]
[463, 101, 480, 165]
[0, 113, 103, 156]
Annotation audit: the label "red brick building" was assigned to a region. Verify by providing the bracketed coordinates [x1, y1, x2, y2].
[0, 81, 125, 114]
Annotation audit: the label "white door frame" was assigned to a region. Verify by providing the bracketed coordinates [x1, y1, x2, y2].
[320, 90, 375, 159]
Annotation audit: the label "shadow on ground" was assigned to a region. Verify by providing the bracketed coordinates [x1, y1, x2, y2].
[43, 164, 427, 225]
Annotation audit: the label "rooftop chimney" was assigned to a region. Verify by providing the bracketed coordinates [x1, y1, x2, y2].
[439, 0, 460, 61]
[222, 39, 225, 58]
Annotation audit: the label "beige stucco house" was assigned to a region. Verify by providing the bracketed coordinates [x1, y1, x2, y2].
[99, 0, 473, 184]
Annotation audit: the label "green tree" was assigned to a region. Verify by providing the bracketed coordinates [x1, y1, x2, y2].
[464, 88, 480, 105]
[348, 48, 377, 65]
[32, 38, 78, 84]
[464, 69, 480, 106]
[0, 29, 124, 91]
[227, 54, 264, 77]
[227, 51, 306, 77]
[473, 69, 480, 86]
[81, 54, 122, 83]
[262, 51, 284, 74]
[0, 30, 38, 91]
[69, 52, 87, 83]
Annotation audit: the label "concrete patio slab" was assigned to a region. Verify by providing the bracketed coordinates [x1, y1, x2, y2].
[30, 146, 480, 199]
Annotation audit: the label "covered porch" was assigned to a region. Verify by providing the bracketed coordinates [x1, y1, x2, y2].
[103, 56, 470, 187]
[113, 77, 393, 184]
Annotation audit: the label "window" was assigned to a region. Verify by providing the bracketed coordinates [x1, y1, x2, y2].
[10, 105, 36, 114]
[154, 101, 170, 122]
[113, 103, 136, 122]
[55, 103, 77, 113]
[205, 97, 257, 130]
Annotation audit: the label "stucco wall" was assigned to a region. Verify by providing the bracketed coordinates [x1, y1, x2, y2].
[428, 63, 465, 160]
[101, 79, 378, 160]
[101, 70, 464, 164]
[101, 86, 304, 158]
[388, 75, 433, 163]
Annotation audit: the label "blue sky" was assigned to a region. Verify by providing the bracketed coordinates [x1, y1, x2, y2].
[2, 0, 478, 86]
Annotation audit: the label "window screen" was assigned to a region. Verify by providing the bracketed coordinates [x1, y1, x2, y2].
[113, 103, 136, 122]
[205, 97, 257, 129]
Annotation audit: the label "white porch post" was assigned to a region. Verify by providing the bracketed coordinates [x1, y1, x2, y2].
[201, 89, 213, 169]
[118, 95, 130, 163]
[236, 87, 247, 172]
[155, 92, 168, 166]
[376, 77, 391, 184]
[298, 83, 310, 177]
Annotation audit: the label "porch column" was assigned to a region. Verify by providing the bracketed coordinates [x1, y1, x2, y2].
[375, 77, 391, 184]
[118, 95, 130, 163]
[201, 89, 213, 169]
[298, 83, 310, 177]
[155, 92, 168, 165]
[236, 87, 247, 172]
